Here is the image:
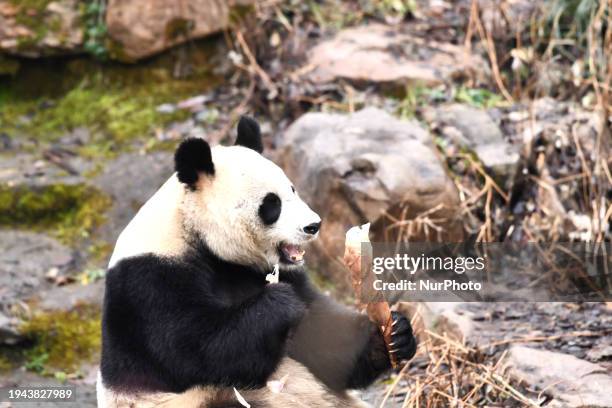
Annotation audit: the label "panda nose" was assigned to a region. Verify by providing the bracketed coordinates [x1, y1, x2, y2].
[303, 222, 321, 235]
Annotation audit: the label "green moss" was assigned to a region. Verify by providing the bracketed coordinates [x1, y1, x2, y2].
[0, 83, 191, 156]
[0, 183, 112, 245]
[87, 241, 113, 264]
[165, 17, 194, 40]
[105, 38, 132, 63]
[0, 51, 220, 157]
[8, 0, 53, 51]
[0, 354, 15, 372]
[21, 305, 101, 373]
[455, 87, 504, 109]
[9, 0, 53, 11]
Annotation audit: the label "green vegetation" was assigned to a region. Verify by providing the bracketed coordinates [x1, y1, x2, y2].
[0, 183, 112, 245]
[83, 0, 108, 59]
[282, 0, 417, 30]
[369, 0, 416, 19]
[454, 87, 504, 109]
[541, 0, 602, 48]
[536, 0, 608, 86]
[393, 84, 504, 121]
[7, 0, 109, 57]
[0, 354, 15, 372]
[396, 84, 429, 119]
[87, 241, 113, 264]
[0, 58, 218, 157]
[21, 305, 101, 374]
[8, 0, 53, 10]
[0, 83, 187, 154]
[78, 267, 106, 285]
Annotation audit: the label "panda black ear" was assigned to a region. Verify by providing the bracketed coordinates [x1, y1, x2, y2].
[174, 138, 215, 187]
[235, 116, 263, 153]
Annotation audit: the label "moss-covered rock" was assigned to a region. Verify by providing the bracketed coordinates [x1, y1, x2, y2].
[0, 45, 220, 158]
[0, 183, 112, 245]
[20, 304, 100, 373]
[1, 0, 84, 57]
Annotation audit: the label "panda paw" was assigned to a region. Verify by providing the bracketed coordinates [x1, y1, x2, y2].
[388, 311, 417, 362]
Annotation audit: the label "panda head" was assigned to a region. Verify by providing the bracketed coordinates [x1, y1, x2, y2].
[174, 116, 321, 270]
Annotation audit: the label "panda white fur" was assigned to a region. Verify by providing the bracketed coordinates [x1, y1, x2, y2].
[97, 117, 416, 408]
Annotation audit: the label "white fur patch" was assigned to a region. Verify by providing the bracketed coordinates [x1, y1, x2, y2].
[108, 175, 187, 268]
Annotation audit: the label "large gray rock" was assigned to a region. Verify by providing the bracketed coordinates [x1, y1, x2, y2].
[305, 24, 488, 87]
[508, 345, 612, 408]
[0, 153, 89, 188]
[36, 280, 105, 312]
[0, 311, 20, 345]
[279, 108, 461, 289]
[0, 230, 75, 344]
[0, 230, 74, 306]
[422, 104, 520, 179]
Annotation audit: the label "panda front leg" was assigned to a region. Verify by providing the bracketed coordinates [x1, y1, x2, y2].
[287, 290, 417, 393]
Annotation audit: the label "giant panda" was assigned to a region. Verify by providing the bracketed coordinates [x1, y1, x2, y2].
[97, 116, 417, 408]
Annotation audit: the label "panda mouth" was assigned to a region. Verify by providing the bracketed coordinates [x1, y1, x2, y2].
[278, 243, 306, 265]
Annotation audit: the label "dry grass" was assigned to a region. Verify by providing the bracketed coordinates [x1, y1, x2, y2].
[375, 311, 545, 408]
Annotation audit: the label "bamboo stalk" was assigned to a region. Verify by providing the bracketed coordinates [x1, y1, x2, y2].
[344, 223, 397, 368]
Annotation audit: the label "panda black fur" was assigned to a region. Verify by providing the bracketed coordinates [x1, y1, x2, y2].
[98, 117, 416, 408]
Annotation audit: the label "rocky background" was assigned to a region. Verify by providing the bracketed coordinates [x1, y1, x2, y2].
[0, 0, 610, 407]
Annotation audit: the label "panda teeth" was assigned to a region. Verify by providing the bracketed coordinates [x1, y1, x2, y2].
[281, 243, 305, 263]
[290, 249, 305, 262]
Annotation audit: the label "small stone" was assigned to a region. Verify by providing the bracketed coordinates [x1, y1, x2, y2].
[156, 103, 176, 114]
[508, 110, 529, 122]
[0, 311, 21, 345]
[194, 108, 219, 124]
[177, 95, 208, 111]
[45, 267, 60, 281]
[586, 344, 612, 362]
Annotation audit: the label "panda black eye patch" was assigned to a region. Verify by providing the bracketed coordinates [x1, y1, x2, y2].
[259, 193, 282, 225]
